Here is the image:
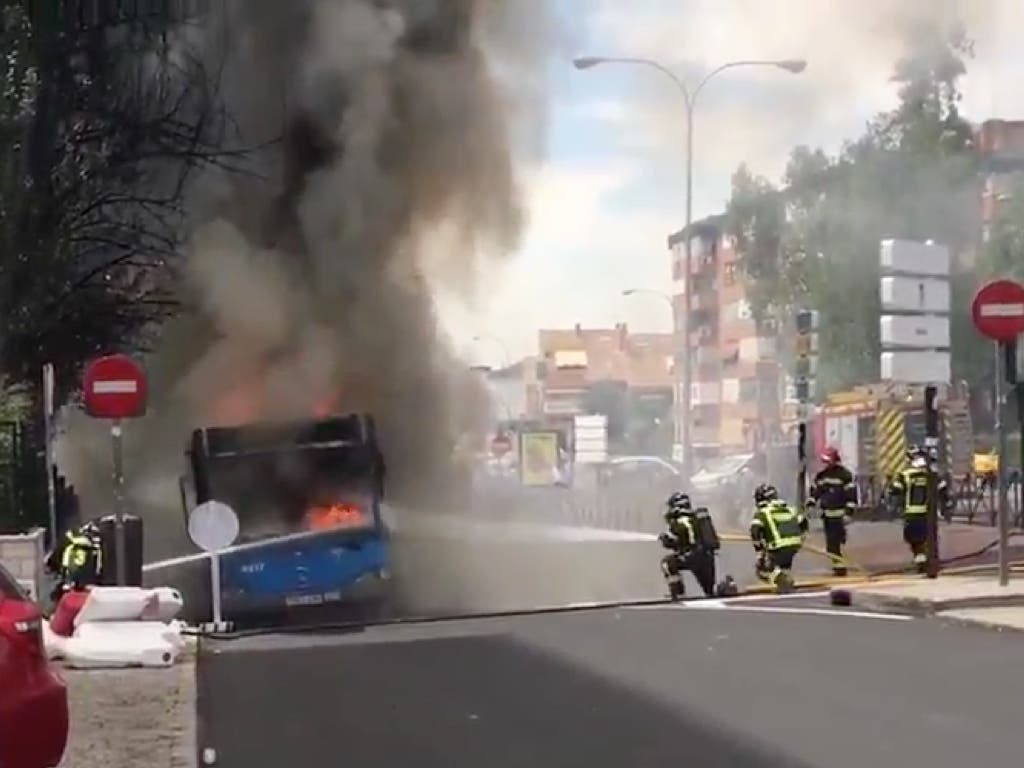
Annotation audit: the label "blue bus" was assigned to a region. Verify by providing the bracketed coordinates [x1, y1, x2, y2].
[184, 413, 391, 622]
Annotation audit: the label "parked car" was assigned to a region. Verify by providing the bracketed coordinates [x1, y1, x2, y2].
[689, 453, 760, 529]
[600, 455, 683, 500]
[0, 564, 69, 768]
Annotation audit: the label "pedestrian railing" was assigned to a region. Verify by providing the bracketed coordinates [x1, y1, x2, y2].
[846, 472, 1023, 528]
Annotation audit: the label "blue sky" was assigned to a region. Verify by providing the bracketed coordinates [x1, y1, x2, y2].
[442, 0, 1024, 367]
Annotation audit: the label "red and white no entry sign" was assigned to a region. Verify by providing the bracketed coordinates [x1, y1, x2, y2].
[491, 434, 513, 456]
[971, 279, 1024, 343]
[83, 354, 148, 419]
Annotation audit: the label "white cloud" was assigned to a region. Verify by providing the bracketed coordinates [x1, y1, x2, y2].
[581, 0, 1024, 208]
[439, 161, 678, 365]
[442, 1, 1024, 366]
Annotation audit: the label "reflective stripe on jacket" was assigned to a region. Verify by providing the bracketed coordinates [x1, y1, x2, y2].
[751, 501, 805, 550]
[891, 468, 929, 516]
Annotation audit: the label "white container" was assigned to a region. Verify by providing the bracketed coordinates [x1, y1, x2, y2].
[880, 276, 950, 313]
[880, 315, 950, 348]
[880, 350, 951, 383]
[880, 239, 951, 276]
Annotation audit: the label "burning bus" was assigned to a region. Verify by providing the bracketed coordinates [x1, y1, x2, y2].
[180, 412, 390, 623]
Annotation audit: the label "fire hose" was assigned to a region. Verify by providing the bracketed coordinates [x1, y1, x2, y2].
[719, 530, 1024, 583]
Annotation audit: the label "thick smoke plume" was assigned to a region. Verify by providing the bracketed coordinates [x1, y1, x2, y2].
[57, 0, 550, 544]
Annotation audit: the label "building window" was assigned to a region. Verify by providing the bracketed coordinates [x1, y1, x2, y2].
[724, 262, 737, 285]
[739, 378, 759, 401]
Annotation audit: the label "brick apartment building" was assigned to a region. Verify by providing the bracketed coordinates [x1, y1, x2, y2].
[653, 119, 1024, 464]
[977, 118, 1024, 241]
[668, 216, 784, 461]
[527, 324, 674, 455]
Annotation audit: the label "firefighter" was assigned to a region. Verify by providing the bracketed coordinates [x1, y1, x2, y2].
[48, 521, 103, 602]
[889, 445, 948, 573]
[659, 492, 719, 599]
[808, 446, 857, 576]
[750, 484, 808, 593]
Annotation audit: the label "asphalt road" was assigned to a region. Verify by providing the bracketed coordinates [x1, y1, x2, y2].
[196, 596, 1024, 768]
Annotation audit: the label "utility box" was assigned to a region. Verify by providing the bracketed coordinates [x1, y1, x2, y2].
[97, 514, 144, 587]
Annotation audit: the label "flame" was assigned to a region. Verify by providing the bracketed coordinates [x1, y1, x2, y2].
[210, 378, 341, 425]
[211, 386, 263, 426]
[304, 502, 366, 531]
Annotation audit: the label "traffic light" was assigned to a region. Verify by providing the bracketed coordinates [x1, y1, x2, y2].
[794, 308, 819, 408]
[795, 309, 819, 335]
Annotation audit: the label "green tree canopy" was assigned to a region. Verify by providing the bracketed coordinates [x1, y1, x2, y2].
[725, 23, 983, 396]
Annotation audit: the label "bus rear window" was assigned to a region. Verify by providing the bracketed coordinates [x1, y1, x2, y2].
[204, 446, 377, 541]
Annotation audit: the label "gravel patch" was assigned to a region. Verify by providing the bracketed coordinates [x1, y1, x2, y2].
[57, 662, 195, 768]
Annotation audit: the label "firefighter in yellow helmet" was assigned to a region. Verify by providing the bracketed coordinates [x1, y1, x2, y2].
[750, 483, 808, 593]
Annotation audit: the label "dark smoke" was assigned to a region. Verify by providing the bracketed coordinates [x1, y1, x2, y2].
[57, 0, 550, 545]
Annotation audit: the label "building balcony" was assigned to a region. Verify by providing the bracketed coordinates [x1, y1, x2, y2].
[738, 336, 776, 363]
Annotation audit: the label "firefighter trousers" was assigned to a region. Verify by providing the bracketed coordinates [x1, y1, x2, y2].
[662, 550, 717, 599]
[756, 546, 798, 585]
[822, 516, 848, 576]
[903, 515, 928, 569]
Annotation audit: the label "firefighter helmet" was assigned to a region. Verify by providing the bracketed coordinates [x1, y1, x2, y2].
[820, 446, 841, 465]
[753, 483, 778, 506]
[665, 491, 692, 516]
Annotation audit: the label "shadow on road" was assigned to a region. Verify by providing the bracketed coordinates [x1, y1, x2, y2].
[196, 629, 811, 768]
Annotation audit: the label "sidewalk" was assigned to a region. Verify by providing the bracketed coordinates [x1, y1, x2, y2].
[807, 521, 1024, 574]
[843, 574, 1024, 634]
[57, 662, 195, 768]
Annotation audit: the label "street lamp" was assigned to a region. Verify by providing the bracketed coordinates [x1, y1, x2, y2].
[622, 287, 673, 310]
[622, 288, 676, 455]
[472, 334, 511, 369]
[576, 54, 806, 480]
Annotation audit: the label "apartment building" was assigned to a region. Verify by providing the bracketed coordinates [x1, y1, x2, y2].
[977, 118, 1024, 241]
[668, 215, 783, 459]
[530, 324, 674, 455]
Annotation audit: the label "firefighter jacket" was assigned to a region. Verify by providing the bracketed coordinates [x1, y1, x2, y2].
[750, 501, 807, 551]
[60, 531, 101, 585]
[660, 513, 698, 554]
[889, 468, 949, 516]
[810, 464, 857, 517]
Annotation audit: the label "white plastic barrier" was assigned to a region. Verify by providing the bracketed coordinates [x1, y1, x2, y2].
[45, 586, 187, 669]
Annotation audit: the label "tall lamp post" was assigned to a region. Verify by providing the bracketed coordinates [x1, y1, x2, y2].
[472, 334, 511, 369]
[575, 55, 806, 480]
[623, 288, 675, 457]
[472, 334, 514, 425]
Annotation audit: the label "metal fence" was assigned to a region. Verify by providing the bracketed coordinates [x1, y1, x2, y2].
[471, 469, 1024, 535]
[846, 473, 1023, 528]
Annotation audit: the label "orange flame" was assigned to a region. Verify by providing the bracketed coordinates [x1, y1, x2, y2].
[304, 502, 366, 531]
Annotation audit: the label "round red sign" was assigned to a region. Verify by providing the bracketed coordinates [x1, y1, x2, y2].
[491, 435, 513, 456]
[83, 354, 148, 419]
[971, 279, 1024, 343]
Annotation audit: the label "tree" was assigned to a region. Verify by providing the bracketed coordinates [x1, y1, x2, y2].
[0, 3, 238, 402]
[725, 24, 980, 396]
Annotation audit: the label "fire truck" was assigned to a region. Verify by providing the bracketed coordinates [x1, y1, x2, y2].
[179, 413, 390, 623]
[811, 381, 974, 483]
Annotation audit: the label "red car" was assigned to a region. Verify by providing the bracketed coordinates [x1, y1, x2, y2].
[0, 564, 69, 768]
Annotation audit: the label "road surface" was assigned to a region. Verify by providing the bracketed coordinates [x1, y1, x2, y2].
[195, 593, 1024, 768]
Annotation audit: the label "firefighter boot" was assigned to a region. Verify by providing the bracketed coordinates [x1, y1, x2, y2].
[668, 580, 685, 601]
[913, 552, 927, 574]
[754, 550, 771, 583]
[774, 569, 795, 594]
